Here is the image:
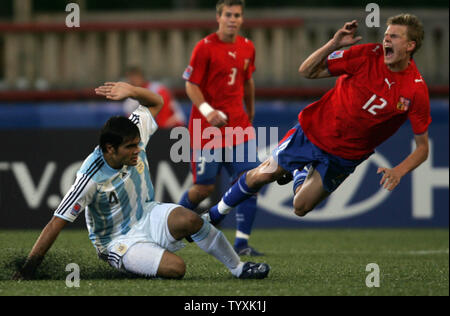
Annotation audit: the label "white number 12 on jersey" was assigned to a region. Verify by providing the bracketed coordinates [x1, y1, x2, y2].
[362, 94, 387, 115]
[228, 67, 237, 86]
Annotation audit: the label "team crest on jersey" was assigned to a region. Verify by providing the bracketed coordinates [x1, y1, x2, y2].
[70, 203, 82, 216]
[183, 65, 193, 80]
[136, 156, 145, 174]
[328, 50, 344, 60]
[113, 243, 128, 256]
[397, 96, 411, 111]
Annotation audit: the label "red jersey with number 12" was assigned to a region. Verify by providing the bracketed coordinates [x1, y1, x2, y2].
[183, 33, 256, 149]
[299, 43, 431, 160]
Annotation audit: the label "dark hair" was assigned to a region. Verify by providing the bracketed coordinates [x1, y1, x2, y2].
[99, 116, 140, 152]
[387, 14, 424, 56]
[125, 65, 144, 77]
[216, 0, 245, 16]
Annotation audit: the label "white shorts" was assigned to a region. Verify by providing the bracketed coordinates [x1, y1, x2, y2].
[103, 202, 185, 273]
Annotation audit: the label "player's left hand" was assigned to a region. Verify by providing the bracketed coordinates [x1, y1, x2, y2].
[377, 167, 402, 191]
[12, 266, 34, 281]
[12, 270, 26, 281]
[95, 82, 134, 101]
[332, 20, 363, 50]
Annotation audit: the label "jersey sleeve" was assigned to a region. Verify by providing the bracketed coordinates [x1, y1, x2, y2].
[326, 44, 372, 76]
[53, 173, 96, 223]
[129, 105, 158, 148]
[245, 41, 256, 81]
[123, 97, 139, 115]
[182, 40, 210, 85]
[408, 84, 432, 135]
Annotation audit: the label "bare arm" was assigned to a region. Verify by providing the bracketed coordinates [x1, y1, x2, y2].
[244, 78, 255, 123]
[377, 132, 429, 191]
[299, 20, 362, 79]
[13, 216, 67, 280]
[95, 82, 164, 118]
[186, 81, 228, 127]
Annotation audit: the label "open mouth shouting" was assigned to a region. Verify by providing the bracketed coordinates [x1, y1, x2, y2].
[384, 46, 394, 58]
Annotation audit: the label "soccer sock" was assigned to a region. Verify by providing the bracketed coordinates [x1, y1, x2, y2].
[209, 172, 258, 223]
[234, 195, 257, 249]
[292, 165, 311, 194]
[178, 191, 199, 211]
[234, 233, 250, 250]
[190, 218, 244, 277]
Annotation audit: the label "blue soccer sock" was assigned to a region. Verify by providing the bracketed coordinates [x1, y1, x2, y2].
[293, 164, 312, 194]
[178, 190, 199, 211]
[209, 172, 258, 224]
[234, 195, 257, 249]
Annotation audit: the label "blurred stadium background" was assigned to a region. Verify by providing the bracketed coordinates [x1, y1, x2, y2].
[0, 0, 448, 231]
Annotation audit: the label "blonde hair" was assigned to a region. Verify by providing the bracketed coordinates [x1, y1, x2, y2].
[387, 14, 424, 56]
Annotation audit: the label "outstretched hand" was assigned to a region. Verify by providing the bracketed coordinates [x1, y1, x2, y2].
[332, 20, 363, 49]
[95, 82, 135, 101]
[377, 167, 402, 191]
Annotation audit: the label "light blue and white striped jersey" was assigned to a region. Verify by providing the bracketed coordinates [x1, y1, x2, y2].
[54, 105, 158, 253]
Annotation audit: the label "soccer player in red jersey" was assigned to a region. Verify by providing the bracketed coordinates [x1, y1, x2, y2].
[179, 0, 263, 256]
[123, 66, 186, 128]
[207, 14, 431, 223]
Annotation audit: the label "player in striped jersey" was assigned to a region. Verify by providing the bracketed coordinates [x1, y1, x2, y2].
[13, 82, 269, 280]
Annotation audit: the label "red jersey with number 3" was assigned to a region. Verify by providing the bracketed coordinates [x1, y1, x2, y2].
[299, 43, 431, 160]
[183, 33, 256, 149]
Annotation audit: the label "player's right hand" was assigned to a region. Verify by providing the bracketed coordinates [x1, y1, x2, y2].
[332, 20, 363, 49]
[206, 110, 228, 127]
[95, 82, 134, 101]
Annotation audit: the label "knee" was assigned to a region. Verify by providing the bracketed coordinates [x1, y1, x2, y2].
[168, 207, 204, 240]
[185, 210, 204, 233]
[165, 257, 186, 279]
[294, 208, 310, 217]
[293, 200, 313, 217]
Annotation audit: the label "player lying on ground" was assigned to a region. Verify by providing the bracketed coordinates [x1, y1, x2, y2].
[13, 82, 269, 280]
[205, 14, 431, 224]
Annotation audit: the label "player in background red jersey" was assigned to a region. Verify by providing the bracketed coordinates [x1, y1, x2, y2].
[179, 0, 263, 256]
[206, 14, 431, 224]
[124, 66, 186, 128]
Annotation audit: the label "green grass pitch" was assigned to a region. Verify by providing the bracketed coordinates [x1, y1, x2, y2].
[0, 228, 448, 296]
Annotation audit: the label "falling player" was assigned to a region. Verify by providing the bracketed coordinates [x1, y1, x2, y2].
[179, 0, 263, 256]
[13, 81, 270, 280]
[206, 14, 431, 224]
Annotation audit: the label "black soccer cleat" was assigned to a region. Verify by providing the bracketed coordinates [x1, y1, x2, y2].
[276, 172, 293, 185]
[238, 262, 270, 279]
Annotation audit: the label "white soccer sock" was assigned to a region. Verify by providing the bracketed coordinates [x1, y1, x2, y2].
[217, 199, 233, 214]
[191, 220, 244, 277]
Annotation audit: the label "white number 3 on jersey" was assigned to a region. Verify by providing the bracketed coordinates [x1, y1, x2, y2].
[228, 67, 237, 86]
[362, 94, 387, 115]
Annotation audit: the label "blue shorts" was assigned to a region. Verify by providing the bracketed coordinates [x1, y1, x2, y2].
[272, 123, 367, 192]
[191, 139, 261, 185]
